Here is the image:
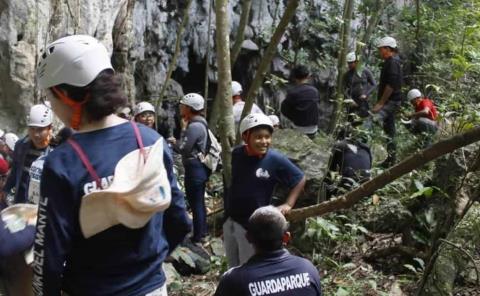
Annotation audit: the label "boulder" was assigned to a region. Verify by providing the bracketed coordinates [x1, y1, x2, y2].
[271, 129, 330, 207]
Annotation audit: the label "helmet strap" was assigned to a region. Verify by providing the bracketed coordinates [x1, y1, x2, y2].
[51, 87, 90, 130]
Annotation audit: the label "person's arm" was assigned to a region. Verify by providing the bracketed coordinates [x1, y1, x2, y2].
[363, 69, 377, 98]
[162, 140, 191, 252]
[33, 163, 75, 296]
[373, 85, 393, 112]
[0, 220, 35, 257]
[277, 176, 306, 215]
[178, 123, 203, 155]
[410, 107, 430, 118]
[276, 155, 306, 215]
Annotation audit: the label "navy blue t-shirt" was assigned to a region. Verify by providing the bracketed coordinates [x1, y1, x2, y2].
[32, 122, 191, 296]
[215, 249, 322, 296]
[226, 147, 304, 228]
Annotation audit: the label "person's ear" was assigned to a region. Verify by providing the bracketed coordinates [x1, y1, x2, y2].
[282, 231, 291, 246]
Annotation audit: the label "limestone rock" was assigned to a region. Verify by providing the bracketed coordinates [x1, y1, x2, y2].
[271, 128, 330, 207]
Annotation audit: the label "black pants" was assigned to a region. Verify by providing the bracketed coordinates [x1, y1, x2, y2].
[378, 100, 402, 161]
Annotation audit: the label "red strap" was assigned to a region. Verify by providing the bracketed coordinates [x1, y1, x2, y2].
[130, 121, 147, 163]
[67, 139, 103, 189]
[68, 123, 147, 189]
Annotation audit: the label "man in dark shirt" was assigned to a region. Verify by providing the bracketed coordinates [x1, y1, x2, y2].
[281, 65, 320, 139]
[2, 104, 53, 205]
[215, 206, 322, 296]
[326, 137, 372, 198]
[373, 36, 403, 168]
[343, 52, 377, 119]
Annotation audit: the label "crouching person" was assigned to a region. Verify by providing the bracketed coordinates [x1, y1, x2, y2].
[404, 89, 438, 147]
[215, 206, 322, 296]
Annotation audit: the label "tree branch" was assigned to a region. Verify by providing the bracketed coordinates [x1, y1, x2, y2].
[230, 0, 252, 66]
[287, 126, 480, 222]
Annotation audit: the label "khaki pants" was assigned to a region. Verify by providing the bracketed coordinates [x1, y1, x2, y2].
[223, 218, 255, 268]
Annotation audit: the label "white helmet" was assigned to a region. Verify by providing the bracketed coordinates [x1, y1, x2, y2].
[37, 35, 113, 89]
[346, 52, 357, 63]
[134, 102, 155, 116]
[28, 104, 53, 127]
[268, 115, 280, 126]
[377, 36, 397, 48]
[231, 81, 243, 96]
[407, 89, 422, 101]
[4, 133, 19, 151]
[180, 93, 205, 111]
[239, 113, 273, 135]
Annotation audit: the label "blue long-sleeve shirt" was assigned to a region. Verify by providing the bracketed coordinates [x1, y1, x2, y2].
[32, 122, 191, 296]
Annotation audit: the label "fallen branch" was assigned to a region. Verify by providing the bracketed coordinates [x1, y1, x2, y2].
[287, 126, 480, 222]
[438, 238, 479, 286]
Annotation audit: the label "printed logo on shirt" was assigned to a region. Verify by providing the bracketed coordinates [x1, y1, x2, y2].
[256, 168, 270, 179]
[83, 175, 114, 195]
[32, 197, 49, 295]
[248, 272, 311, 296]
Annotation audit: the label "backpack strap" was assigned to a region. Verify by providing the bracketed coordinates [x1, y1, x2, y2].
[189, 118, 211, 153]
[68, 138, 103, 189]
[130, 121, 147, 163]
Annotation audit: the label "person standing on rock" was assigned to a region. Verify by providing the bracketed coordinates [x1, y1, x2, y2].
[33, 34, 191, 296]
[232, 81, 263, 128]
[372, 36, 403, 168]
[215, 206, 322, 296]
[280, 65, 320, 139]
[2, 104, 54, 206]
[223, 113, 305, 267]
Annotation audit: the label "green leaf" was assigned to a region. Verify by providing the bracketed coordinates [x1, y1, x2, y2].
[335, 287, 350, 296]
[414, 258, 425, 270]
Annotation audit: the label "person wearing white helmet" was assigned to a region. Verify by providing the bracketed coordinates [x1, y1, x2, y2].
[169, 93, 211, 244]
[117, 106, 132, 120]
[373, 36, 403, 168]
[0, 132, 19, 165]
[280, 65, 320, 138]
[404, 88, 438, 144]
[134, 101, 156, 129]
[231, 81, 264, 126]
[343, 52, 376, 119]
[268, 114, 280, 129]
[223, 113, 306, 267]
[34, 34, 190, 296]
[2, 104, 54, 206]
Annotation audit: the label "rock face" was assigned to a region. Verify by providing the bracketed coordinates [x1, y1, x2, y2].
[0, 0, 344, 133]
[271, 128, 330, 207]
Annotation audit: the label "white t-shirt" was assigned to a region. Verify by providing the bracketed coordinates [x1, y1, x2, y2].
[233, 101, 263, 124]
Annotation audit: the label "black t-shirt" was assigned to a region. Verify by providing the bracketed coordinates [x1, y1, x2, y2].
[330, 140, 372, 181]
[281, 84, 320, 127]
[378, 55, 403, 102]
[215, 249, 322, 296]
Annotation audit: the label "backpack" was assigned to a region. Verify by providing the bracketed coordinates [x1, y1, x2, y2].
[192, 119, 222, 172]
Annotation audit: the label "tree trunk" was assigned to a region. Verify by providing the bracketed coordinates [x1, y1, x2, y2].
[361, 0, 390, 63]
[230, 0, 252, 66]
[154, 0, 192, 112]
[112, 0, 136, 107]
[203, 0, 213, 115]
[238, 0, 300, 141]
[287, 125, 480, 222]
[215, 0, 235, 187]
[327, 0, 354, 134]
